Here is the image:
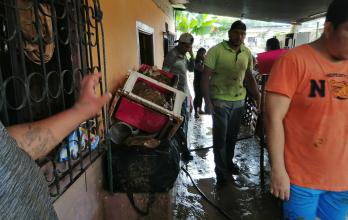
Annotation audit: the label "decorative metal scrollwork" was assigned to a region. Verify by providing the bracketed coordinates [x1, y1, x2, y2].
[0, 0, 107, 200]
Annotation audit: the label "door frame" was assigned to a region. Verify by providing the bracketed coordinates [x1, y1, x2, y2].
[136, 21, 155, 66]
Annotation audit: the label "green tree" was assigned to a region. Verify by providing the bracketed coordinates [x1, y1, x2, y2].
[175, 11, 217, 36]
[175, 11, 241, 37]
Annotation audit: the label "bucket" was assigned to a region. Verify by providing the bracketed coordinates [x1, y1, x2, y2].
[110, 122, 138, 144]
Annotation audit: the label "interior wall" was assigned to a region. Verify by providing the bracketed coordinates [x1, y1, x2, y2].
[100, 0, 175, 92]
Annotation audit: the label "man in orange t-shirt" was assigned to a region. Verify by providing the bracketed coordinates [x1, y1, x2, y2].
[265, 0, 348, 219]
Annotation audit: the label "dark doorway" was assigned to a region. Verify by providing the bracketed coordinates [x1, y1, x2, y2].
[138, 31, 154, 66]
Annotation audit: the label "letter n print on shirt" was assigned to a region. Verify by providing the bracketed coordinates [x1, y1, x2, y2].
[308, 80, 325, 98]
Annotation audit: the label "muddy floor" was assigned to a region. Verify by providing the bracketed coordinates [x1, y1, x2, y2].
[172, 114, 282, 220]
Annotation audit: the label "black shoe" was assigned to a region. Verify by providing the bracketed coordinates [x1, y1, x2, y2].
[228, 163, 240, 174]
[181, 152, 193, 161]
[194, 113, 200, 119]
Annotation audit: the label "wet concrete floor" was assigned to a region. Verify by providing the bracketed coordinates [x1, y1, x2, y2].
[172, 114, 282, 220]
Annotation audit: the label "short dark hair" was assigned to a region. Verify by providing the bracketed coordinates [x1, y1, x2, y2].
[326, 0, 348, 29]
[266, 37, 280, 50]
[230, 20, 246, 31]
[197, 47, 206, 53]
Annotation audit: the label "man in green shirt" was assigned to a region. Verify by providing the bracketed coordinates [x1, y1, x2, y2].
[201, 20, 260, 185]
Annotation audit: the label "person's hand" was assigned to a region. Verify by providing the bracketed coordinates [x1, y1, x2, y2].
[204, 100, 214, 115]
[73, 73, 111, 120]
[270, 167, 290, 200]
[189, 48, 194, 58]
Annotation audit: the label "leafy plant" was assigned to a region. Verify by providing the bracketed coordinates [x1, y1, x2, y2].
[175, 11, 218, 36]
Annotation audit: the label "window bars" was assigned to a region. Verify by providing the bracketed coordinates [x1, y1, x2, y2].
[0, 0, 108, 200]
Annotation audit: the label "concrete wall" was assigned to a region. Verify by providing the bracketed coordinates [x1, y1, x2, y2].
[54, 158, 105, 220]
[54, 1, 175, 219]
[152, 0, 174, 18]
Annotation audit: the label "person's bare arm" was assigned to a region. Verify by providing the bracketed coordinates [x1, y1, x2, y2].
[244, 69, 261, 108]
[201, 65, 213, 114]
[7, 73, 111, 160]
[187, 48, 195, 72]
[265, 92, 291, 200]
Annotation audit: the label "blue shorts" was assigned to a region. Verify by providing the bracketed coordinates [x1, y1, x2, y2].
[283, 184, 348, 220]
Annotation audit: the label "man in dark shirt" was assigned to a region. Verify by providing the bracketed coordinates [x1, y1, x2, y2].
[163, 33, 195, 161]
[193, 47, 206, 118]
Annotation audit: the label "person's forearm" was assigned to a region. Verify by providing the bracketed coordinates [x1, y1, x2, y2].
[189, 50, 194, 59]
[245, 72, 261, 102]
[7, 73, 110, 160]
[265, 114, 286, 172]
[201, 66, 214, 113]
[7, 107, 87, 160]
[187, 58, 195, 72]
[265, 92, 291, 200]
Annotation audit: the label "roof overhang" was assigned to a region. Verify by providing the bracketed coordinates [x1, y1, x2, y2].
[171, 0, 331, 23]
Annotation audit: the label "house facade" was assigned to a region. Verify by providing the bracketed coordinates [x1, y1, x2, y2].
[0, 0, 177, 219]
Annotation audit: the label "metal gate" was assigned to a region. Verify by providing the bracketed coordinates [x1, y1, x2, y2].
[0, 0, 108, 200]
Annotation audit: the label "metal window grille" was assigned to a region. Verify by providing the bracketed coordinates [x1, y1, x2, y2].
[0, 0, 108, 200]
